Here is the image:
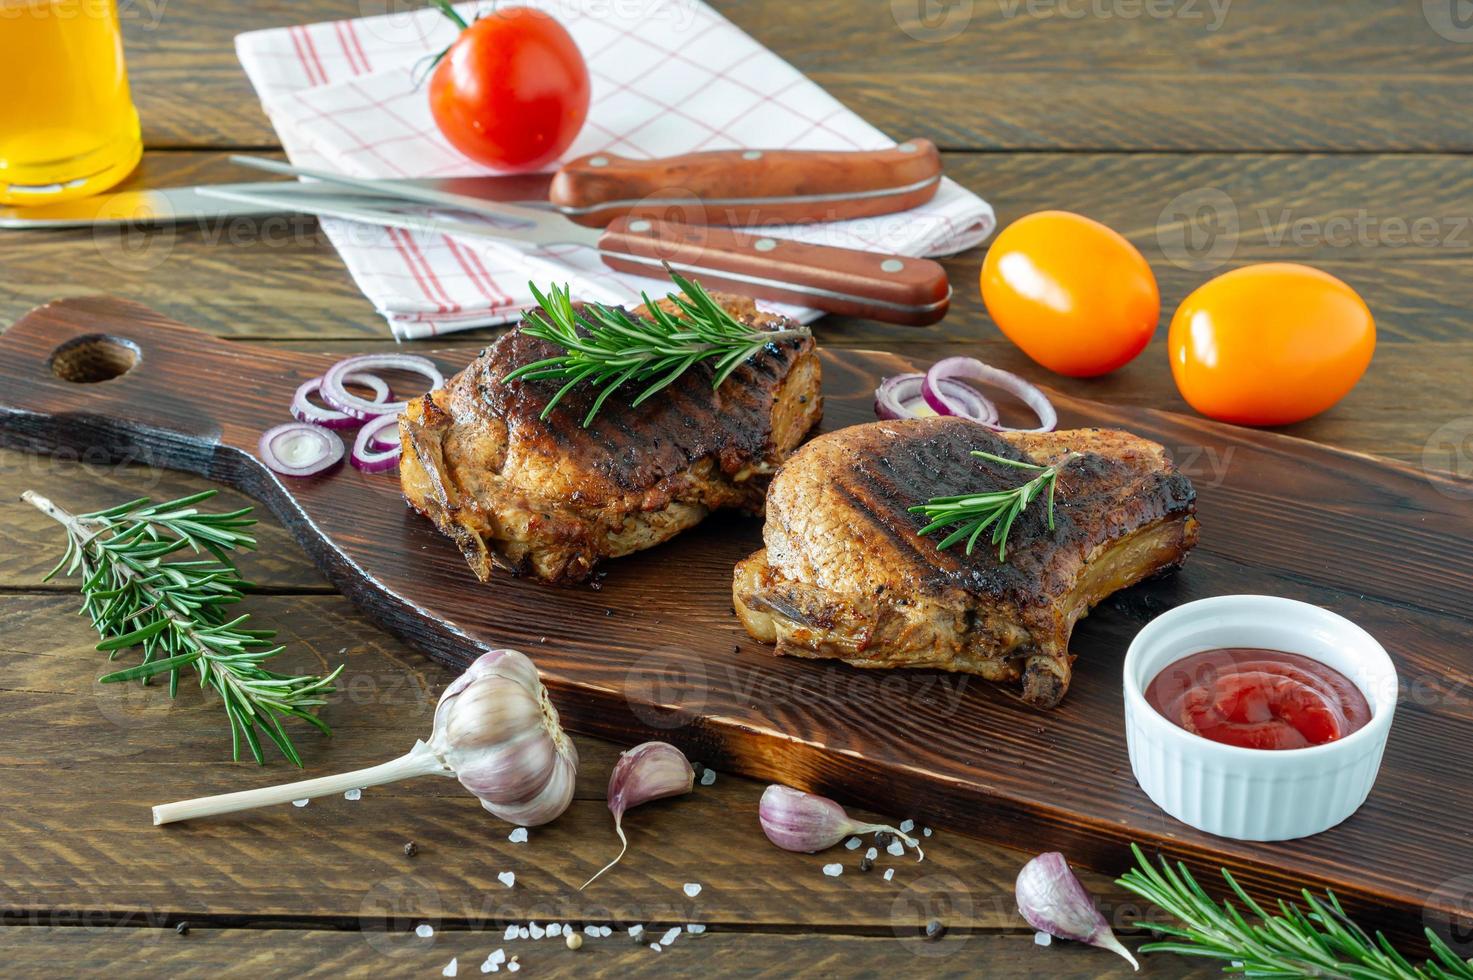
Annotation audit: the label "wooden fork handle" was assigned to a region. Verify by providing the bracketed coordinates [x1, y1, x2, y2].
[553, 140, 943, 228]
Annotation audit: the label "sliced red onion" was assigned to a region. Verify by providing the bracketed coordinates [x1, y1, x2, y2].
[291, 371, 394, 429]
[875, 373, 1003, 425]
[258, 423, 344, 478]
[923, 357, 1057, 433]
[352, 414, 401, 473]
[369, 424, 402, 453]
[321, 354, 443, 421]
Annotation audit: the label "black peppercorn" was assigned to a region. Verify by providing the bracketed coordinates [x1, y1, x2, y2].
[403, 840, 418, 857]
[874, 830, 895, 848]
[175, 922, 190, 936]
[925, 919, 945, 941]
[859, 856, 873, 872]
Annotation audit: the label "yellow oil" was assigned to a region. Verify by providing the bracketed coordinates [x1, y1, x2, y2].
[0, 0, 142, 205]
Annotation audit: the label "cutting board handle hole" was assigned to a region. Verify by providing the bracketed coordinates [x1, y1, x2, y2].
[48, 334, 140, 384]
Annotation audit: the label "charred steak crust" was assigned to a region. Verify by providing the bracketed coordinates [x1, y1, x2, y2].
[733, 416, 1199, 708]
[400, 294, 822, 584]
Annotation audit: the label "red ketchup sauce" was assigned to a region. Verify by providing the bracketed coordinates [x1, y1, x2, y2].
[1144, 648, 1372, 750]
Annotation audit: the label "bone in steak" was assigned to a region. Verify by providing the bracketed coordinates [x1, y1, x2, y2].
[733, 416, 1198, 707]
[399, 294, 822, 584]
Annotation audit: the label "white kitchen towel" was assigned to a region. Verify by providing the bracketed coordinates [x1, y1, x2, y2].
[236, 2, 994, 339]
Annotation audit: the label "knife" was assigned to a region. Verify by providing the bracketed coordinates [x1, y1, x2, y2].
[0, 141, 942, 230]
[199, 185, 952, 326]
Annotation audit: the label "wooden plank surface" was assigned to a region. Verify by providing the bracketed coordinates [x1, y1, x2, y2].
[0, 927, 1218, 978]
[119, 0, 1473, 151]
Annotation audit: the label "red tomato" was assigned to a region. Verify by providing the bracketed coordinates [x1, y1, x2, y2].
[429, 7, 590, 172]
[980, 210, 1159, 377]
[1168, 263, 1375, 426]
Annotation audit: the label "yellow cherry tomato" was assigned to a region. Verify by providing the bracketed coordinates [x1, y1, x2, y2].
[980, 210, 1159, 377]
[1168, 263, 1375, 426]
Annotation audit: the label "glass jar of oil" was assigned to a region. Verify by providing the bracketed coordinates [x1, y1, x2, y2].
[0, 0, 143, 206]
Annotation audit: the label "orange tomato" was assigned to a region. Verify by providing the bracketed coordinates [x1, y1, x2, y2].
[1168, 263, 1375, 426]
[980, 210, 1159, 377]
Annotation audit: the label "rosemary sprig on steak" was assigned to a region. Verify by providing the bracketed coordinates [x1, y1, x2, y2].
[503, 269, 810, 427]
[910, 450, 1079, 561]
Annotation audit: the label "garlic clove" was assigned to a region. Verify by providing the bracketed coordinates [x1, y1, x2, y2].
[758, 785, 923, 858]
[581, 741, 695, 891]
[481, 745, 579, 827]
[1015, 852, 1138, 970]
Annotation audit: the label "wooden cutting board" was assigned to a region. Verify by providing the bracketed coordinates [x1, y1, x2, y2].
[3, 296, 1470, 946]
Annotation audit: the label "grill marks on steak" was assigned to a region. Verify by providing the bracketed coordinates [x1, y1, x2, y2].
[732, 416, 1199, 708]
[399, 294, 822, 584]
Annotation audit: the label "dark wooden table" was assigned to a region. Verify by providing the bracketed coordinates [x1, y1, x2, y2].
[2, 1, 1468, 975]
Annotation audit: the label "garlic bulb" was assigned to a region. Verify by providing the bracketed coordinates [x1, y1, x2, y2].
[430, 649, 579, 826]
[151, 649, 578, 827]
[581, 741, 695, 890]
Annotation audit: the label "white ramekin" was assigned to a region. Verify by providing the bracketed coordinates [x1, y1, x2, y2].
[1123, 595, 1397, 841]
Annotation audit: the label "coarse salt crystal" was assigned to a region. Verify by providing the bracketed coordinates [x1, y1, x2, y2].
[516, 927, 529, 940]
[683, 882, 702, 897]
[887, 840, 905, 857]
[597, 926, 612, 938]
[528, 923, 544, 939]
[1034, 931, 1052, 947]
[489, 949, 506, 965]
[649, 943, 662, 952]
[546, 923, 561, 937]
[883, 868, 895, 881]
[479, 961, 496, 975]
[923, 827, 933, 837]
[508, 827, 528, 844]
[291, 798, 309, 808]
[344, 788, 362, 801]
[416, 924, 435, 938]
[660, 927, 681, 946]
[699, 769, 716, 786]
[865, 846, 878, 860]
[822, 863, 843, 877]
[498, 871, 516, 888]
[844, 837, 861, 850]
[584, 925, 599, 937]
[628, 925, 645, 940]
[899, 819, 915, 833]
[506, 960, 520, 973]
[686, 924, 706, 934]
[442, 957, 458, 977]
[502, 925, 517, 941]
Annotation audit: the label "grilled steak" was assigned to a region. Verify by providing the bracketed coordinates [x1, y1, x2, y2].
[733, 416, 1198, 707]
[400, 294, 822, 584]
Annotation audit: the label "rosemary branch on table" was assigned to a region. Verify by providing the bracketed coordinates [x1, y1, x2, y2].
[502, 268, 810, 426]
[22, 488, 342, 766]
[1119, 844, 1473, 979]
[909, 450, 1079, 561]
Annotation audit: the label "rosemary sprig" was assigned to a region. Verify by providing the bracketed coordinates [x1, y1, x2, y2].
[909, 450, 1078, 561]
[502, 268, 810, 426]
[1118, 843, 1473, 979]
[23, 488, 343, 767]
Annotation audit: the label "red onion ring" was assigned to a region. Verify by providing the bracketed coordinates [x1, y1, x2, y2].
[258, 423, 344, 477]
[351, 415, 401, 473]
[321, 354, 443, 421]
[291, 371, 393, 429]
[920, 376, 999, 425]
[875, 373, 1005, 424]
[875, 373, 928, 420]
[369, 425, 402, 452]
[924, 357, 1057, 433]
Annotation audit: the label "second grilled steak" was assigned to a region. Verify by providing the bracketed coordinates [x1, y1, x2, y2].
[733, 416, 1199, 707]
[400, 294, 822, 584]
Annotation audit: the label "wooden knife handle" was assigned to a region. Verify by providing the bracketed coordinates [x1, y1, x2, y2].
[552, 140, 942, 228]
[597, 217, 951, 326]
